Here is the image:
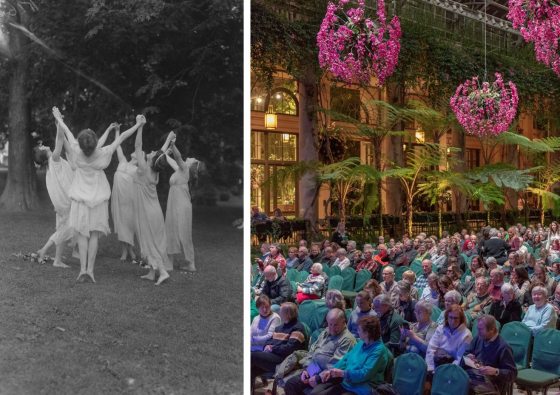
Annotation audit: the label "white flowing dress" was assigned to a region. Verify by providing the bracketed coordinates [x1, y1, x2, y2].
[133, 163, 172, 271]
[165, 159, 198, 265]
[68, 142, 116, 237]
[111, 160, 137, 245]
[45, 156, 74, 245]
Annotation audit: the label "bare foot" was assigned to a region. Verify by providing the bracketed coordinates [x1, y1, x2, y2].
[155, 272, 170, 285]
[140, 270, 156, 281]
[53, 261, 70, 268]
[180, 263, 196, 272]
[37, 249, 46, 261]
[76, 271, 87, 282]
[85, 272, 96, 283]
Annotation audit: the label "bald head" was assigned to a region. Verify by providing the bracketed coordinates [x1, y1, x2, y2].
[326, 308, 347, 336]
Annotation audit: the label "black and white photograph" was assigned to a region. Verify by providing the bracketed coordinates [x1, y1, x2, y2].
[0, 0, 243, 393]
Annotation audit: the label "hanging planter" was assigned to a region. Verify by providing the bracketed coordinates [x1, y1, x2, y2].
[450, 72, 519, 138]
[316, 0, 401, 85]
[507, 0, 560, 75]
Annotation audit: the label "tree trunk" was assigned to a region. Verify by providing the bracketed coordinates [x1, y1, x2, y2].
[438, 203, 443, 239]
[298, 71, 319, 236]
[0, 12, 38, 211]
[373, 137, 383, 235]
[407, 197, 413, 236]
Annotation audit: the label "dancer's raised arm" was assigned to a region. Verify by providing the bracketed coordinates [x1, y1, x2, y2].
[52, 119, 64, 162]
[160, 131, 175, 153]
[170, 139, 188, 171]
[97, 122, 119, 148]
[52, 107, 77, 145]
[165, 151, 179, 172]
[107, 115, 144, 152]
[134, 116, 147, 169]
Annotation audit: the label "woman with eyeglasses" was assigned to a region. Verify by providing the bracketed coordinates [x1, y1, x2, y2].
[426, 304, 472, 373]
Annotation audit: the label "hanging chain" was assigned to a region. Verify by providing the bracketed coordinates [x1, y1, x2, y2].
[484, 0, 487, 81]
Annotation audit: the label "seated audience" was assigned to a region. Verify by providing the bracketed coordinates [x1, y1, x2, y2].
[379, 266, 399, 307]
[400, 300, 438, 358]
[251, 295, 282, 351]
[395, 280, 417, 323]
[420, 273, 441, 307]
[522, 285, 558, 335]
[312, 316, 391, 395]
[348, 291, 377, 339]
[426, 304, 472, 373]
[251, 302, 307, 385]
[283, 309, 356, 395]
[260, 265, 293, 312]
[332, 248, 351, 271]
[463, 315, 517, 394]
[295, 247, 313, 272]
[295, 263, 326, 304]
[286, 247, 299, 270]
[436, 290, 463, 325]
[488, 283, 522, 328]
[373, 294, 404, 352]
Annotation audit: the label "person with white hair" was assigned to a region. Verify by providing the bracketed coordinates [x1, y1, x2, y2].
[295, 263, 326, 303]
[522, 285, 558, 334]
[488, 283, 522, 327]
[331, 248, 351, 270]
[436, 290, 462, 325]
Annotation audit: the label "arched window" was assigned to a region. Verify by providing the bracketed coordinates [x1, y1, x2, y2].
[264, 88, 298, 116]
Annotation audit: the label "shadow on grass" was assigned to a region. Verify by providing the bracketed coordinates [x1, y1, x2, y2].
[0, 202, 243, 395]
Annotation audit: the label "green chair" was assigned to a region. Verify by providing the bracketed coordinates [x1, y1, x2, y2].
[515, 328, 560, 394]
[298, 300, 317, 331]
[410, 260, 424, 278]
[431, 363, 470, 395]
[341, 269, 372, 302]
[460, 253, 473, 266]
[341, 267, 356, 291]
[286, 268, 298, 282]
[393, 353, 427, 395]
[430, 305, 442, 322]
[500, 321, 532, 370]
[330, 265, 342, 277]
[395, 265, 408, 281]
[297, 270, 309, 283]
[309, 300, 329, 333]
[345, 308, 352, 322]
[328, 275, 343, 290]
[290, 280, 297, 294]
[321, 264, 331, 279]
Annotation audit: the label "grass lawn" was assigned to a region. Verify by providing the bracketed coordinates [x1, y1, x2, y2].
[0, 200, 243, 394]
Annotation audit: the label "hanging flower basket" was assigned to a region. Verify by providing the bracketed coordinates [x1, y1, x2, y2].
[507, 0, 560, 75]
[450, 72, 519, 138]
[316, 0, 401, 85]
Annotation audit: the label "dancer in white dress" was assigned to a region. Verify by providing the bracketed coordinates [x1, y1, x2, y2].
[53, 107, 144, 283]
[165, 139, 200, 272]
[36, 115, 75, 267]
[133, 127, 174, 285]
[37, 114, 119, 266]
[111, 142, 138, 262]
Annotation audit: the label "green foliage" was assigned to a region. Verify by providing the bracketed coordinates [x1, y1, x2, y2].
[466, 163, 535, 190]
[1, 0, 242, 186]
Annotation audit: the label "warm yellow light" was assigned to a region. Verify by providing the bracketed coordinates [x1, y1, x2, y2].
[256, 97, 262, 103]
[402, 144, 407, 151]
[275, 93, 282, 99]
[282, 133, 290, 142]
[265, 105, 277, 130]
[415, 129, 425, 143]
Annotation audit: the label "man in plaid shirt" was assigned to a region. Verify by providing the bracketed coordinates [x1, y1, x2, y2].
[414, 259, 432, 291]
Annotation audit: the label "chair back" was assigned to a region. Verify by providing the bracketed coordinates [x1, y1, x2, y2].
[328, 275, 343, 291]
[392, 353, 427, 395]
[500, 321, 532, 369]
[297, 300, 317, 331]
[341, 267, 356, 291]
[531, 328, 560, 375]
[297, 270, 310, 283]
[410, 260, 424, 278]
[430, 305, 442, 322]
[395, 266, 408, 281]
[431, 363, 470, 395]
[353, 269, 372, 292]
[286, 268, 298, 282]
[330, 265, 342, 277]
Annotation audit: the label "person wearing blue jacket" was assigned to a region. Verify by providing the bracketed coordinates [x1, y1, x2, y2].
[311, 316, 391, 395]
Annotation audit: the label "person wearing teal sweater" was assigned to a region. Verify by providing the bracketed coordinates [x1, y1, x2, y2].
[312, 316, 391, 395]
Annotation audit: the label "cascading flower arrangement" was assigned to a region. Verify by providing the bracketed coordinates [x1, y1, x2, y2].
[507, 0, 560, 75]
[316, 0, 401, 85]
[450, 72, 519, 137]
